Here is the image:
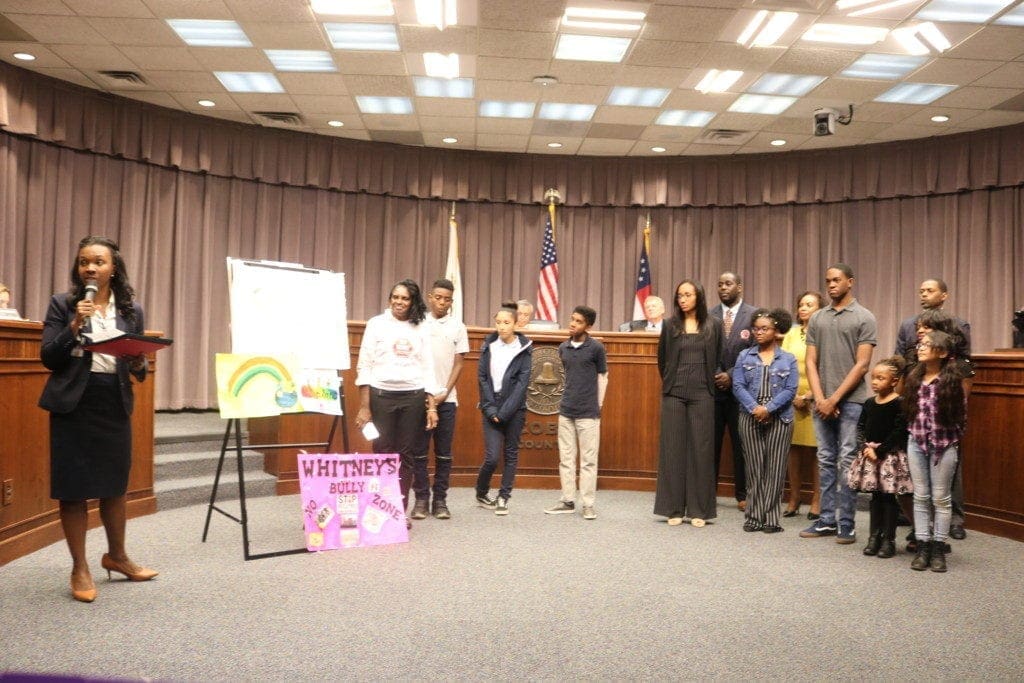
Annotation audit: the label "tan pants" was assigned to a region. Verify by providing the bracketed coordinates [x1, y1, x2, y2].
[557, 416, 601, 508]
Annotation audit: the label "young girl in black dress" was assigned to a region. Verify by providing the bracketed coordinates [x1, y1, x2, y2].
[847, 356, 911, 559]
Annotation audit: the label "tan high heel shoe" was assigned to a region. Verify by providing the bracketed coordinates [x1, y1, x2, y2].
[71, 574, 97, 603]
[101, 553, 159, 582]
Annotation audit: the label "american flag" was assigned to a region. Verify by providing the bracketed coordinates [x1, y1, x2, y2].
[535, 208, 559, 322]
[632, 225, 652, 321]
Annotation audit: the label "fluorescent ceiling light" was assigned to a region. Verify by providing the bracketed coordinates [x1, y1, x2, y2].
[995, 3, 1024, 24]
[264, 50, 337, 72]
[915, 0, 1015, 23]
[845, 0, 920, 16]
[324, 23, 400, 50]
[423, 52, 459, 78]
[12, 52, 35, 61]
[606, 86, 670, 107]
[554, 34, 632, 62]
[413, 76, 474, 98]
[214, 71, 284, 93]
[355, 96, 414, 114]
[538, 102, 597, 121]
[874, 82, 956, 104]
[801, 23, 889, 44]
[841, 53, 927, 79]
[695, 69, 743, 93]
[416, 0, 457, 30]
[728, 94, 797, 114]
[737, 10, 798, 47]
[479, 101, 536, 118]
[167, 19, 251, 47]
[311, 0, 393, 15]
[656, 110, 716, 127]
[747, 73, 825, 97]
[562, 6, 645, 31]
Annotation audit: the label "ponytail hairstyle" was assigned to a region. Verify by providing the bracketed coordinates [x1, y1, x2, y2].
[68, 235, 137, 326]
[903, 331, 966, 430]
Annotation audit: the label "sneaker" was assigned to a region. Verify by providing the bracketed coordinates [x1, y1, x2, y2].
[836, 525, 856, 544]
[544, 501, 575, 515]
[476, 494, 497, 510]
[799, 521, 838, 538]
[411, 499, 429, 520]
[495, 497, 509, 516]
[582, 506, 596, 520]
[432, 500, 451, 520]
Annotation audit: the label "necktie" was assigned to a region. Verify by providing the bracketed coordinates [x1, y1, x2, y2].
[724, 309, 733, 337]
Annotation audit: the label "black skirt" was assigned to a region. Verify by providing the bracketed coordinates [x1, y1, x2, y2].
[50, 374, 132, 501]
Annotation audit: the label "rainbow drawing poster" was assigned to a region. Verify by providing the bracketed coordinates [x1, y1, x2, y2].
[216, 353, 305, 418]
[295, 369, 343, 416]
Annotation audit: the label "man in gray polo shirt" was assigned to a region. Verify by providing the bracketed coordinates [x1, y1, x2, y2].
[800, 264, 876, 544]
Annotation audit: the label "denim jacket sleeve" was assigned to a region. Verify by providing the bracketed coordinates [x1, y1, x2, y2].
[731, 348, 760, 414]
[764, 352, 798, 420]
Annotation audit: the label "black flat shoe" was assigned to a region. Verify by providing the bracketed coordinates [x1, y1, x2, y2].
[783, 507, 800, 518]
[807, 512, 820, 521]
[743, 521, 762, 532]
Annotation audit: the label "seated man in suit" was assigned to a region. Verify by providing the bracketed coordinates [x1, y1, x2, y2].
[625, 296, 665, 333]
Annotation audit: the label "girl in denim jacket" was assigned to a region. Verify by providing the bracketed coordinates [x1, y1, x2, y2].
[732, 308, 799, 533]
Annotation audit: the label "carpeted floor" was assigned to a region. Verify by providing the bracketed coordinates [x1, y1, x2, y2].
[1, 488, 1022, 681]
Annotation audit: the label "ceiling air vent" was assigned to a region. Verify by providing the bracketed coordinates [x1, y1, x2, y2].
[253, 111, 304, 127]
[697, 129, 756, 145]
[98, 70, 147, 85]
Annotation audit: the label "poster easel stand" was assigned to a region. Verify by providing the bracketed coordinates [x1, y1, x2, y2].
[201, 389, 350, 561]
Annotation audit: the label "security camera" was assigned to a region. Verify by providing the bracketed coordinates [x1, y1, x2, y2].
[813, 108, 837, 136]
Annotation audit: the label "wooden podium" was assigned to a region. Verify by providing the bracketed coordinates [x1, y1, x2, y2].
[0, 319, 158, 566]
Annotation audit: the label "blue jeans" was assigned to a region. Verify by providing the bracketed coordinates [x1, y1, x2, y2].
[907, 439, 959, 543]
[475, 407, 526, 500]
[812, 401, 862, 529]
[414, 402, 456, 501]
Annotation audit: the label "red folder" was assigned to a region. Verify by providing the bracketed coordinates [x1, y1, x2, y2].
[82, 333, 173, 358]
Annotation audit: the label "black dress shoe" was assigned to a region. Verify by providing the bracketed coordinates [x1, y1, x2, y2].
[949, 524, 966, 540]
[783, 507, 800, 518]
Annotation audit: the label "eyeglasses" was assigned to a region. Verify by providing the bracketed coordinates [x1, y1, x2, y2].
[917, 342, 932, 350]
[752, 326, 775, 334]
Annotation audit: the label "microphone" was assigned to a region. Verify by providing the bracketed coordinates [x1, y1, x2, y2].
[82, 279, 98, 327]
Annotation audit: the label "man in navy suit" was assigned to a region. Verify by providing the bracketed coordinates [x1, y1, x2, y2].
[710, 272, 758, 509]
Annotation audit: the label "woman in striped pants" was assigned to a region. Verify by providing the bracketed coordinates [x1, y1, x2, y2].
[732, 308, 799, 534]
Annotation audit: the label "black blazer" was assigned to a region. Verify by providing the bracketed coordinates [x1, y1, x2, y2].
[657, 316, 723, 395]
[38, 294, 147, 415]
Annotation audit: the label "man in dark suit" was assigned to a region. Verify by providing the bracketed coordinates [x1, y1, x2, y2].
[709, 272, 758, 509]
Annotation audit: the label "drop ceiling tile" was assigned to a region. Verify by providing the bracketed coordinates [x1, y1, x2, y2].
[419, 115, 476, 132]
[478, 29, 554, 60]
[958, 110, 1024, 127]
[768, 48, 861, 76]
[369, 130, 425, 146]
[912, 58, 1002, 85]
[310, 118, 364, 133]
[530, 120, 589, 137]
[587, 123, 645, 139]
[360, 113, 420, 131]
[935, 85, 1022, 109]
[119, 46, 204, 70]
[945, 27, 1024, 62]
[661, 90, 733, 110]
[476, 133, 529, 151]
[809, 78, 889, 102]
[398, 26, 477, 53]
[49, 44, 136, 70]
[276, 72, 348, 96]
[290, 94, 358, 114]
[538, 83, 609, 103]
[592, 105, 658, 125]
[683, 142, 741, 155]
[0, 1, 72, 14]
[194, 110, 254, 124]
[901, 108, 983, 126]
[342, 74, 412, 96]
[476, 79, 542, 100]
[0, 44, 70, 68]
[764, 116, 814, 134]
[478, 0, 561, 32]
[629, 141, 687, 155]
[325, 128, 371, 140]
[640, 125, 703, 142]
[476, 117, 534, 134]
[336, 53, 408, 76]
[697, 43, 785, 72]
[121, 90, 183, 108]
[787, 97, 857, 119]
[846, 101, 917, 123]
[423, 132, 476, 147]
[556, 61, 623, 86]
[476, 56, 549, 81]
[142, 1, 234, 20]
[626, 40, 708, 69]
[241, 21, 327, 50]
[83, 17, 181, 46]
[870, 123, 938, 141]
[143, 70, 223, 91]
[415, 97, 477, 117]
[527, 136, 582, 154]
[797, 135, 867, 149]
[65, 1, 156, 17]
[229, 92, 298, 110]
[222, 0, 313, 22]
[32, 67, 103, 90]
[993, 91, 1024, 111]
[187, 47, 271, 71]
[578, 138, 636, 155]
[643, 6, 735, 42]
[708, 112, 774, 131]
[972, 63, 1024, 89]
[739, 132, 806, 153]
[617, 65, 687, 88]
[4, 14, 109, 44]
[169, 91, 242, 110]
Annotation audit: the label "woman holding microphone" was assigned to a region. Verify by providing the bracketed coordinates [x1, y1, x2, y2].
[39, 236, 157, 603]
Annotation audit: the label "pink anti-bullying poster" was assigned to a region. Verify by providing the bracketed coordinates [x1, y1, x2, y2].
[298, 453, 409, 551]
